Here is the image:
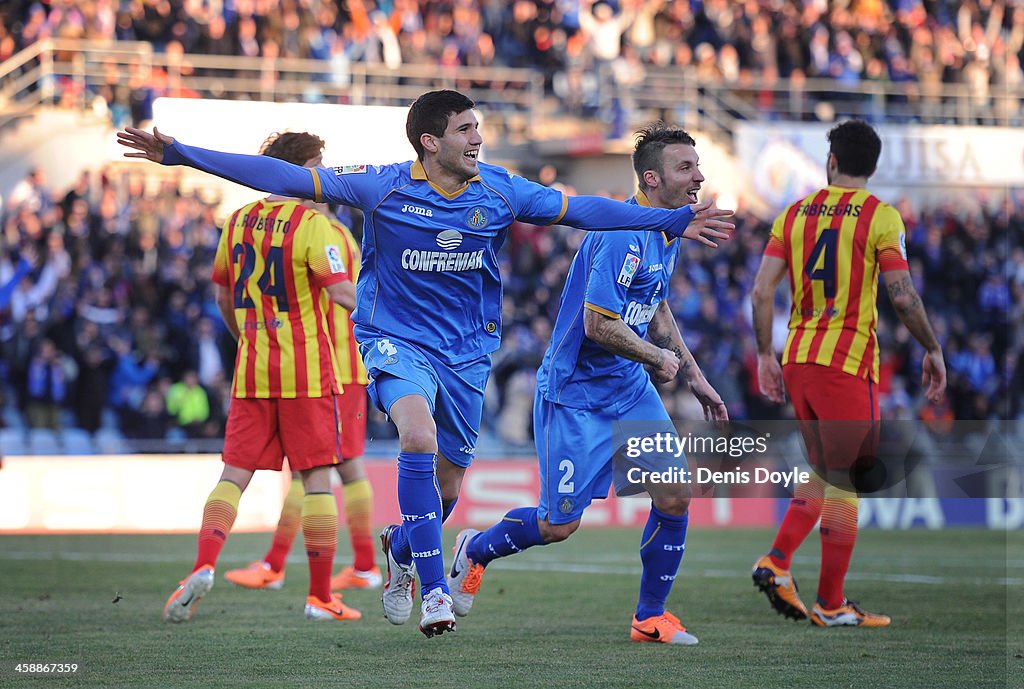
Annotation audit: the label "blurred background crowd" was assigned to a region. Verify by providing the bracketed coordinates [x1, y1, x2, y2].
[1, 0, 1021, 126]
[1, 164, 1019, 451]
[0, 0, 1018, 450]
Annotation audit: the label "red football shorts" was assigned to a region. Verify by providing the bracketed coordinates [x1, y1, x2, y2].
[782, 363, 880, 473]
[338, 383, 367, 460]
[223, 396, 341, 471]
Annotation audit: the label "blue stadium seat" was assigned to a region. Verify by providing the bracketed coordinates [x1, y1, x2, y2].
[0, 427, 27, 455]
[27, 428, 61, 455]
[61, 428, 95, 455]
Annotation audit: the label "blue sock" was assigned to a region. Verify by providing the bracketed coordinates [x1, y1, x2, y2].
[395, 452, 447, 597]
[636, 506, 688, 621]
[389, 521, 412, 566]
[390, 490, 460, 567]
[467, 506, 546, 567]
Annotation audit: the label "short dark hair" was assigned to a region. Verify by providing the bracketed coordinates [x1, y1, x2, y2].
[632, 123, 696, 191]
[259, 132, 325, 166]
[827, 120, 881, 178]
[406, 90, 475, 160]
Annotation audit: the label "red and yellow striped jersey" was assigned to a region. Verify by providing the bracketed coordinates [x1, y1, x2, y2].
[212, 200, 350, 398]
[326, 219, 369, 385]
[764, 185, 909, 382]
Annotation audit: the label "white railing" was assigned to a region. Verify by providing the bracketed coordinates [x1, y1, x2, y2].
[0, 39, 544, 137]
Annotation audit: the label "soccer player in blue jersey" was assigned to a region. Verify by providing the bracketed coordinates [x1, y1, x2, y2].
[117, 92, 733, 637]
[445, 123, 729, 645]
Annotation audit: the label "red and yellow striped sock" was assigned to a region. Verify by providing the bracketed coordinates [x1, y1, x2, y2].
[263, 478, 304, 573]
[194, 480, 242, 571]
[302, 492, 338, 602]
[769, 471, 825, 569]
[818, 486, 859, 609]
[343, 479, 376, 572]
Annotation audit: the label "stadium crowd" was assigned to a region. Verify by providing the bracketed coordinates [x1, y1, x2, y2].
[0, 165, 1018, 449]
[2, 0, 1021, 124]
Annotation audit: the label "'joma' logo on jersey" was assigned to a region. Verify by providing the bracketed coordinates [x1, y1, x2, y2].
[402, 204, 433, 217]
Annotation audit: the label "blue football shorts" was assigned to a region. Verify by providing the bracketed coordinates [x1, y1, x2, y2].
[360, 335, 490, 468]
[535, 380, 685, 525]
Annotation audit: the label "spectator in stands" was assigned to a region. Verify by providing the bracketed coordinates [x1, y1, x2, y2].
[165, 369, 209, 438]
[122, 387, 170, 440]
[25, 338, 72, 430]
[72, 342, 113, 434]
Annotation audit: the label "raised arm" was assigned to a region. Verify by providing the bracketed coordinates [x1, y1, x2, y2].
[561, 196, 733, 247]
[882, 269, 946, 403]
[117, 127, 318, 199]
[647, 301, 728, 421]
[751, 254, 788, 404]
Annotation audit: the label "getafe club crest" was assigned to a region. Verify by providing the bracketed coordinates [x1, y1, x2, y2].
[466, 206, 488, 229]
[558, 497, 576, 514]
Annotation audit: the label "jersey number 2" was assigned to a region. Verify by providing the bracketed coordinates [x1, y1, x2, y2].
[803, 229, 838, 299]
[557, 459, 575, 494]
[233, 242, 289, 312]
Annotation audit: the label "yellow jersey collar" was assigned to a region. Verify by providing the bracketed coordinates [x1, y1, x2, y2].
[411, 159, 481, 199]
[635, 189, 677, 245]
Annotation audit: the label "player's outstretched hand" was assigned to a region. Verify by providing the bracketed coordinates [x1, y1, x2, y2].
[757, 353, 785, 404]
[117, 127, 175, 164]
[649, 348, 679, 383]
[921, 349, 946, 404]
[688, 376, 729, 423]
[677, 200, 734, 248]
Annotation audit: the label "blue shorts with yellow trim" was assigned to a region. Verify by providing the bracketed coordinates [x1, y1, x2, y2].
[360, 335, 489, 468]
[535, 380, 684, 525]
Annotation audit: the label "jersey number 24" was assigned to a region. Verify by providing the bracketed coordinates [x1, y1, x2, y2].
[233, 242, 290, 312]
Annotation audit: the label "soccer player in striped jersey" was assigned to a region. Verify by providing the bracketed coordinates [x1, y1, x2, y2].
[119, 90, 733, 637]
[750, 120, 946, 628]
[222, 133, 381, 595]
[162, 135, 362, 624]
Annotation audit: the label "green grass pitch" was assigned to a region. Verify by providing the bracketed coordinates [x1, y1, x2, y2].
[2, 528, 1020, 689]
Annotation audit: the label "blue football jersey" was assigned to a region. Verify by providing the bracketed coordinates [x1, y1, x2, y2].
[537, 193, 682, 410]
[311, 161, 567, 364]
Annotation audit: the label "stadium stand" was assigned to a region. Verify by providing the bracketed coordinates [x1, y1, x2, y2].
[0, 1, 1019, 451]
[0, 164, 1018, 451]
[1, 0, 1021, 137]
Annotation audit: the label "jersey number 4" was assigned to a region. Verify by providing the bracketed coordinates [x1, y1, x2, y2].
[233, 242, 290, 312]
[803, 229, 838, 299]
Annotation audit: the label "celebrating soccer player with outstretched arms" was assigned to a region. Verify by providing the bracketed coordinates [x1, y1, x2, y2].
[119, 90, 734, 638]
[442, 124, 728, 646]
[751, 120, 946, 629]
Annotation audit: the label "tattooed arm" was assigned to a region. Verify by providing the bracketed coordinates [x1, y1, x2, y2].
[882, 269, 946, 403]
[647, 300, 699, 382]
[647, 301, 729, 421]
[583, 307, 679, 382]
